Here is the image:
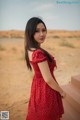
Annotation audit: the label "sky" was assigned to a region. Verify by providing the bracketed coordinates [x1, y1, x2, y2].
[0, 0, 80, 31]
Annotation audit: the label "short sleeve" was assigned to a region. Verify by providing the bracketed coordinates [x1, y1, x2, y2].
[32, 49, 47, 63]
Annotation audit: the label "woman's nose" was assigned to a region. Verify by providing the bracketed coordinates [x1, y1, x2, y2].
[40, 31, 43, 36]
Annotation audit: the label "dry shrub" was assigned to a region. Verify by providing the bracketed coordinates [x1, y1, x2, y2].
[60, 41, 75, 48]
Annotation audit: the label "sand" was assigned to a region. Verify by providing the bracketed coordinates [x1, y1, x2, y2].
[0, 30, 80, 120]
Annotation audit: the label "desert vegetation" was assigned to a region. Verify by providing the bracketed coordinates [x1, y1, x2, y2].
[0, 30, 80, 120]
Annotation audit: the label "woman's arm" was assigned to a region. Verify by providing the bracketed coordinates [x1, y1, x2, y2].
[38, 61, 66, 98]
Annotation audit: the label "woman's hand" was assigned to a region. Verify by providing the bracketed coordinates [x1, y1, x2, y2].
[60, 91, 66, 98]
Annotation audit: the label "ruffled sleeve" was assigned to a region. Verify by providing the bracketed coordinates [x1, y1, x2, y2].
[32, 49, 47, 63]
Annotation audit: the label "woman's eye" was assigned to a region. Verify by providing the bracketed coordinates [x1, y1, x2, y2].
[35, 29, 46, 33]
[35, 30, 39, 32]
[42, 29, 46, 32]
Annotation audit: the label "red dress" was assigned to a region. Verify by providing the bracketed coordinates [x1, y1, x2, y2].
[26, 49, 64, 120]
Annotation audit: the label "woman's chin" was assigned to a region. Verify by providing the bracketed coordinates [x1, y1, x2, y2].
[39, 40, 45, 44]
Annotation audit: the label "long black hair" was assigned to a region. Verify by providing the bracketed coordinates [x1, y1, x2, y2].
[25, 17, 53, 70]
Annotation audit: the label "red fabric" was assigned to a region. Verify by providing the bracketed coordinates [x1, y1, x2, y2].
[26, 49, 64, 120]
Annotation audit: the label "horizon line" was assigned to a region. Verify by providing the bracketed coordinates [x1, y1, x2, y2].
[0, 29, 80, 32]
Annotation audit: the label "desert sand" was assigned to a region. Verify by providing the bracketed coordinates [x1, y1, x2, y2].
[0, 30, 80, 120]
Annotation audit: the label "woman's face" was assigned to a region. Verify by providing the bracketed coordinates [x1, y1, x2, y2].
[33, 23, 47, 45]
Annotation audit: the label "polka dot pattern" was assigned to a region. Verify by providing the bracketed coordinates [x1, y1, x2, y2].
[26, 49, 64, 120]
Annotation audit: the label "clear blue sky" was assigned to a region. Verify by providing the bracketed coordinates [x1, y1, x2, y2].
[0, 0, 80, 30]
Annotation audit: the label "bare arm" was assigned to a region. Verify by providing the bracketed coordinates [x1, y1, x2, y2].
[38, 61, 66, 98]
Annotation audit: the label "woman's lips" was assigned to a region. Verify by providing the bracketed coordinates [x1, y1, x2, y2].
[40, 37, 45, 40]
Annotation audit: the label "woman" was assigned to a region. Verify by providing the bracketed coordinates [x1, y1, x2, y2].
[25, 17, 66, 120]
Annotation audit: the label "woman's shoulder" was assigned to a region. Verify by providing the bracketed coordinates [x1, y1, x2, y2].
[33, 48, 43, 53]
[32, 49, 47, 63]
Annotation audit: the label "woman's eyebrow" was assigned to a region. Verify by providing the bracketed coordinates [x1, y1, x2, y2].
[36, 27, 46, 30]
